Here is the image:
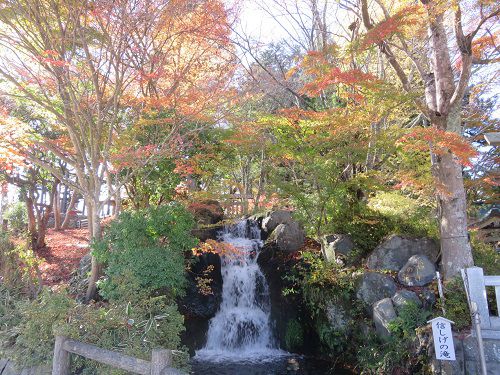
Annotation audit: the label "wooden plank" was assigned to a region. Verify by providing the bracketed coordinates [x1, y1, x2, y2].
[52, 336, 70, 375]
[62, 339, 151, 375]
[462, 267, 491, 329]
[151, 349, 171, 375]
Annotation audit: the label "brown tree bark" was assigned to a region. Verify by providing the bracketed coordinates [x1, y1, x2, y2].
[53, 179, 61, 230]
[61, 190, 78, 229]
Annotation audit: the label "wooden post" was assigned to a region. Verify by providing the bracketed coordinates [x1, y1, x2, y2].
[150, 349, 172, 375]
[52, 335, 70, 375]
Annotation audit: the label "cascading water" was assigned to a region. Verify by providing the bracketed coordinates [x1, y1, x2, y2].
[195, 219, 286, 362]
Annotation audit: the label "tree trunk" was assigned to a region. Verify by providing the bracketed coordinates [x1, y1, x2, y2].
[433, 151, 473, 279]
[53, 179, 61, 230]
[61, 191, 78, 229]
[85, 199, 102, 302]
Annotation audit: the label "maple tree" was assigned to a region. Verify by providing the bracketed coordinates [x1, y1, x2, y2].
[350, 0, 499, 278]
[0, 0, 234, 300]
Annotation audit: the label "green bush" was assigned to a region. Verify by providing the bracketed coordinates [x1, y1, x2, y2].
[0, 288, 187, 373]
[357, 303, 430, 374]
[284, 319, 304, 351]
[93, 203, 197, 302]
[4, 202, 28, 233]
[472, 236, 500, 275]
[441, 277, 471, 331]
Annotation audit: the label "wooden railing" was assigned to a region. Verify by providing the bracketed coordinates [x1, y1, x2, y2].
[462, 267, 500, 339]
[52, 336, 184, 375]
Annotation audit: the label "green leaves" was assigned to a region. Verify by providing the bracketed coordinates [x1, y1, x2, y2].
[93, 204, 197, 302]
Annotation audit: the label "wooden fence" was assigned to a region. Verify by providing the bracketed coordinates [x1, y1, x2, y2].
[462, 267, 500, 339]
[52, 336, 184, 375]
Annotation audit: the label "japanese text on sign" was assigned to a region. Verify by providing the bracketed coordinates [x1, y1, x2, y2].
[429, 317, 456, 361]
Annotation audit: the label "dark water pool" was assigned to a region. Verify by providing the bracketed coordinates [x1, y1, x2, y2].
[190, 356, 352, 375]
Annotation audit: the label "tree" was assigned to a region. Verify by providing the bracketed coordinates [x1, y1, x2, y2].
[352, 0, 499, 278]
[0, 0, 234, 300]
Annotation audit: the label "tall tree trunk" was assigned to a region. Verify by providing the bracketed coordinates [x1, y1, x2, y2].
[85, 198, 102, 302]
[53, 179, 61, 230]
[35, 179, 57, 250]
[25, 197, 37, 249]
[434, 152, 473, 278]
[61, 190, 78, 229]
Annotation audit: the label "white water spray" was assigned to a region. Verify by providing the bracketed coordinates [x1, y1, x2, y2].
[195, 220, 286, 362]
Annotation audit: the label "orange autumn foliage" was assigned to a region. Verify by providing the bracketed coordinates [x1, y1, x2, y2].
[398, 127, 478, 167]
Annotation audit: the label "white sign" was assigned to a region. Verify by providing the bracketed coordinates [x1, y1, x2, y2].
[428, 317, 456, 361]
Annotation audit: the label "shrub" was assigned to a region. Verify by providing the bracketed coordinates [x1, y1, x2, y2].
[284, 319, 304, 351]
[0, 288, 187, 373]
[4, 202, 28, 233]
[93, 203, 197, 302]
[441, 277, 471, 331]
[472, 236, 500, 275]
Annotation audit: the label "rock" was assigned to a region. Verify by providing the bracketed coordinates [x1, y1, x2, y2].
[356, 272, 397, 306]
[367, 235, 439, 271]
[188, 200, 224, 225]
[179, 253, 222, 319]
[398, 255, 436, 286]
[421, 289, 437, 310]
[247, 213, 266, 229]
[325, 303, 349, 333]
[262, 210, 294, 233]
[191, 224, 224, 241]
[321, 234, 355, 262]
[179, 252, 223, 355]
[392, 289, 422, 312]
[265, 222, 305, 253]
[373, 298, 397, 337]
[464, 336, 500, 366]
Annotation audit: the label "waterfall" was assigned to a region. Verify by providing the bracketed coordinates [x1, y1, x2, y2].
[195, 219, 286, 362]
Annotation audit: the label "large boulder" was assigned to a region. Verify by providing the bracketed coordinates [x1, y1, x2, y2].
[265, 221, 305, 253]
[356, 272, 397, 306]
[392, 289, 422, 312]
[321, 234, 355, 262]
[325, 302, 350, 333]
[179, 252, 223, 355]
[188, 200, 224, 225]
[366, 235, 439, 271]
[398, 255, 436, 286]
[262, 210, 294, 233]
[373, 298, 397, 337]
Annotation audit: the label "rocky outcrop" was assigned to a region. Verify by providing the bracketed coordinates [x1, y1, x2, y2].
[356, 272, 397, 306]
[398, 255, 436, 287]
[264, 221, 305, 253]
[261, 210, 294, 234]
[373, 298, 397, 337]
[366, 235, 439, 271]
[321, 234, 355, 262]
[179, 252, 223, 354]
[325, 303, 350, 333]
[188, 200, 224, 225]
[392, 289, 422, 311]
[191, 224, 224, 242]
